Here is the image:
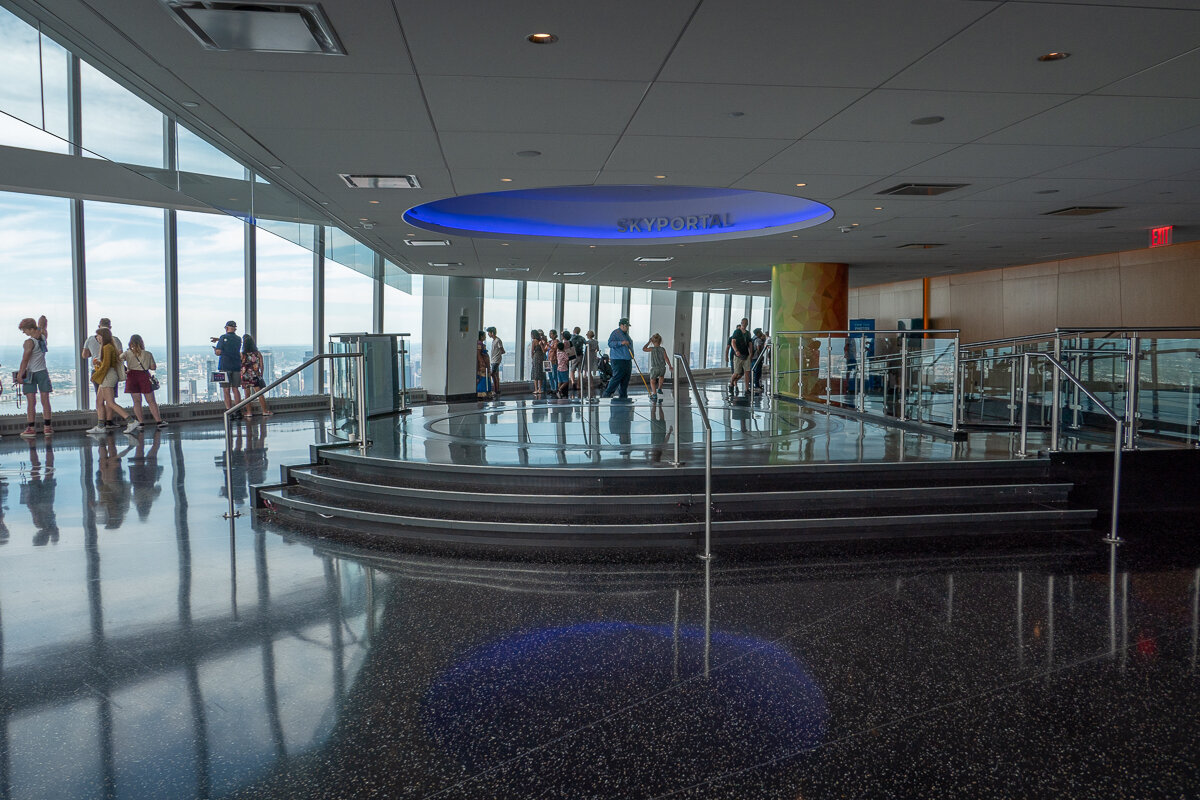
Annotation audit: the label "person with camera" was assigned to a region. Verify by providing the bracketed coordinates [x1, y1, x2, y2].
[211, 320, 244, 416]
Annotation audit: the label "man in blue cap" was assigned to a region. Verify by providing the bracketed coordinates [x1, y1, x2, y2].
[601, 318, 634, 401]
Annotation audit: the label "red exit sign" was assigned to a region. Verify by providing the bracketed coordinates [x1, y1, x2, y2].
[1150, 225, 1173, 248]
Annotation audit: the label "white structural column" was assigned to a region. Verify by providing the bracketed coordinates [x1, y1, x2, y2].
[655, 289, 691, 361]
[421, 276, 485, 401]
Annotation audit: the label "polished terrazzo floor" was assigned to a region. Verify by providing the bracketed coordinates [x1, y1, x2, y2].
[1, 408, 1196, 799]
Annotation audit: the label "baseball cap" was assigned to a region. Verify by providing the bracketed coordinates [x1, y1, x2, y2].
[618, 318, 630, 326]
[225, 320, 237, 328]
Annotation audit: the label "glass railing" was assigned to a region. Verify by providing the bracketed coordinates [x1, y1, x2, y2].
[773, 329, 961, 430]
[959, 328, 1200, 449]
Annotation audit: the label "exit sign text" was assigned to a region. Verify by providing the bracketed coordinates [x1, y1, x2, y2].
[1150, 225, 1173, 248]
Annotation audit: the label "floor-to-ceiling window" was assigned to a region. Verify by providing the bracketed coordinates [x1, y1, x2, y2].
[0, 6, 70, 154]
[0, 191, 75, 407]
[83, 201, 168, 399]
[562, 283, 592, 337]
[79, 61, 164, 167]
[627, 288, 652, 370]
[256, 226, 316, 396]
[177, 210, 245, 403]
[706, 294, 730, 369]
[597, 286, 623, 339]
[383, 269, 422, 389]
[751, 295, 768, 334]
[689, 294, 705, 367]
[524, 281, 557, 376]
[482, 279, 519, 382]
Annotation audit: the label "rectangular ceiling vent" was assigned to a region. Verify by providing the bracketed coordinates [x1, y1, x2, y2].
[897, 242, 945, 249]
[877, 183, 969, 196]
[163, 2, 346, 54]
[1042, 206, 1123, 216]
[339, 174, 421, 189]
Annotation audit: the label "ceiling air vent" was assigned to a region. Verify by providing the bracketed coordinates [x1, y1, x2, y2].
[897, 243, 945, 249]
[1042, 206, 1122, 216]
[338, 174, 421, 189]
[163, 2, 346, 54]
[877, 183, 968, 196]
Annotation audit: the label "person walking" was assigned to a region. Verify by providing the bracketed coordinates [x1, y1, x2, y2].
[16, 315, 53, 437]
[81, 318, 126, 430]
[88, 328, 133, 434]
[211, 321, 243, 415]
[601, 318, 634, 401]
[240, 334, 272, 417]
[121, 334, 166, 431]
[642, 333, 671, 403]
[486, 327, 505, 397]
[728, 318, 752, 396]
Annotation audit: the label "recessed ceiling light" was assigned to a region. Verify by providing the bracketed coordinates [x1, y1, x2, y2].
[1038, 51, 1070, 62]
[741, 279, 770, 284]
[500, 177, 513, 182]
[358, 218, 369, 222]
[320, 201, 330, 205]
[710, 287, 731, 291]
[527, 32, 558, 44]
[516, 150, 542, 158]
[795, 183, 806, 187]
[369, 200, 380, 204]
[495, 266, 530, 272]
[428, 262, 463, 267]
[910, 116, 945, 125]
[269, 165, 282, 170]
[646, 279, 671, 284]
[500, 242, 509, 246]
[404, 239, 451, 246]
[634, 256, 674, 262]
[654, 175, 667, 179]
[181, 101, 199, 108]
[791, 235, 798, 238]
[553, 271, 587, 276]
[873, 206, 883, 210]
[339, 174, 420, 189]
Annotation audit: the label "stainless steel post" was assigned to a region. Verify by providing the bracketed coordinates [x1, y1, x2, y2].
[1104, 419, 1125, 544]
[951, 337, 962, 432]
[222, 411, 239, 521]
[1017, 352, 1031, 457]
[672, 354, 682, 467]
[1050, 335, 1062, 451]
[398, 337, 409, 413]
[898, 337, 908, 422]
[1125, 336, 1140, 450]
[770, 337, 777, 398]
[355, 347, 368, 455]
[856, 336, 866, 413]
[703, 432, 712, 560]
[1008, 357, 1017, 425]
[825, 333, 832, 404]
[1069, 352, 1082, 430]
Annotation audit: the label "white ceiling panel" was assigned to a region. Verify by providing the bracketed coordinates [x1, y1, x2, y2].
[907, 144, 1113, 178]
[449, 169, 601, 196]
[732, 173, 874, 200]
[1084, 180, 1200, 205]
[625, 83, 866, 139]
[981, 96, 1200, 147]
[603, 135, 791, 174]
[184, 71, 432, 131]
[437, 132, 618, 171]
[757, 140, 955, 177]
[250, 127, 445, 171]
[807, 90, 1073, 144]
[595, 171, 747, 188]
[393, 0, 694, 80]
[661, 0, 996, 88]
[422, 76, 646, 135]
[1037, 147, 1200, 180]
[961, 177, 1142, 204]
[1098, 49, 1200, 99]
[1126, 124, 1200, 150]
[886, 2, 1200, 94]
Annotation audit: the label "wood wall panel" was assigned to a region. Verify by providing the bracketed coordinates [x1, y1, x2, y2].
[1120, 260, 1200, 326]
[1057, 268, 1122, 328]
[1003, 273, 1058, 337]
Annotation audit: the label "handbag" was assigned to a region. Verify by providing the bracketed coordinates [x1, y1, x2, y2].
[135, 351, 160, 391]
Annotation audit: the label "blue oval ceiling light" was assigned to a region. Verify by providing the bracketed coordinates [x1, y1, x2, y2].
[404, 185, 834, 245]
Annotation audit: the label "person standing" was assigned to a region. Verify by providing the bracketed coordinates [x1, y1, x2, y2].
[121, 334, 166, 431]
[642, 333, 670, 403]
[602, 318, 634, 401]
[211, 320, 243, 415]
[529, 330, 545, 396]
[476, 331, 491, 399]
[752, 328, 769, 392]
[87, 328, 133, 434]
[16, 315, 53, 438]
[240, 334, 272, 417]
[728, 319, 752, 396]
[486, 327, 505, 398]
[81, 318, 126, 430]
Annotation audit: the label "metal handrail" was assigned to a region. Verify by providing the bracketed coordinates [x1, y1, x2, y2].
[222, 351, 366, 523]
[1017, 351, 1124, 544]
[671, 353, 713, 559]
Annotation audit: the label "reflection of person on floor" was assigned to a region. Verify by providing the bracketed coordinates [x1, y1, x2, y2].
[127, 429, 164, 522]
[218, 424, 248, 508]
[608, 401, 633, 455]
[0, 476, 9, 546]
[245, 418, 269, 487]
[93, 437, 131, 530]
[647, 401, 667, 463]
[23, 439, 58, 545]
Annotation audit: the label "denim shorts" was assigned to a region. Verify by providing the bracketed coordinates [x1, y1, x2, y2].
[22, 369, 52, 394]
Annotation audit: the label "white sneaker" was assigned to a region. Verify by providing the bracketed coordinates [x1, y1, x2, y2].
[85, 424, 108, 435]
[125, 420, 142, 434]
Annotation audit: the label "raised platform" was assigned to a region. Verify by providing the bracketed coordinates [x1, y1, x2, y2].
[253, 387, 1102, 554]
